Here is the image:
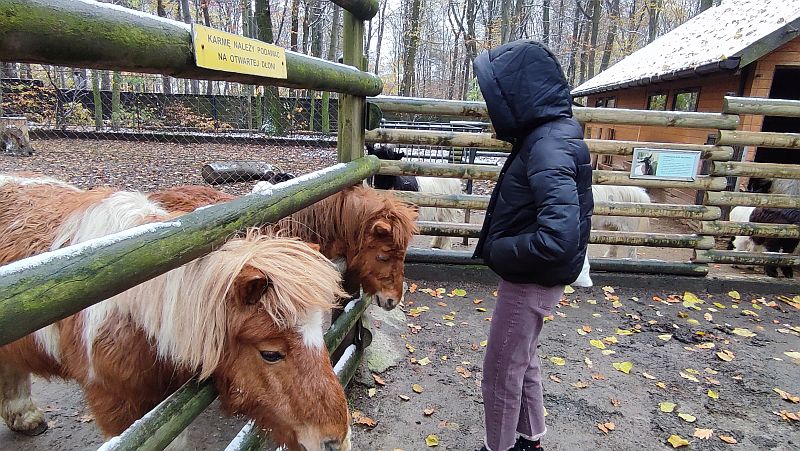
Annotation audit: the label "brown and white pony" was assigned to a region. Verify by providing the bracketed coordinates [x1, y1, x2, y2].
[0, 176, 351, 450]
[151, 183, 418, 310]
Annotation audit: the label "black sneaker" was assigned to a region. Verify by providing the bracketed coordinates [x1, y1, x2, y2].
[514, 436, 542, 450]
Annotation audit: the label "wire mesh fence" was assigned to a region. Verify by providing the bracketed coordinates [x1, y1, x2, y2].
[0, 63, 339, 192]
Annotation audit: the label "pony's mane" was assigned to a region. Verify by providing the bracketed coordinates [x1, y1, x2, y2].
[275, 185, 418, 252]
[125, 229, 344, 378]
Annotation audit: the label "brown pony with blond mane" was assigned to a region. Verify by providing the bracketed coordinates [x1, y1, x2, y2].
[0, 175, 351, 451]
[151, 184, 418, 310]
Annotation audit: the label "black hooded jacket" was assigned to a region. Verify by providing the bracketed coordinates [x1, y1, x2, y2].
[473, 40, 593, 286]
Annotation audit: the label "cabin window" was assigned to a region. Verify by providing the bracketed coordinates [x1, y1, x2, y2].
[594, 97, 616, 108]
[647, 93, 667, 110]
[673, 89, 700, 112]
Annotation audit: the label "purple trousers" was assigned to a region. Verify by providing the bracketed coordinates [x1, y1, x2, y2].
[482, 280, 563, 451]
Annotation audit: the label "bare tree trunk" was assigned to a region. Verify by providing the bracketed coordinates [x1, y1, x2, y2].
[567, 0, 583, 85]
[542, 0, 551, 46]
[157, 0, 172, 95]
[698, 0, 713, 13]
[600, 0, 620, 72]
[20, 63, 32, 79]
[302, 0, 311, 54]
[202, 0, 213, 95]
[587, 0, 601, 79]
[400, 0, 423, 96]
[462, 0, 477, 100]
[290, 0, 300, 52]
[373, 0, 388, 73]
[647, 0, 662, 43]
[512, 0, 525, 40]
[177, 0, 198, 94]
[500, 0, 512, 44]
[2, 63, 18, 78]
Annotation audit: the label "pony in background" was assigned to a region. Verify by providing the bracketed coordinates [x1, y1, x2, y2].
[590, 185, 652, 258]
[750, 207, 800, 278]
[0, 176, 351, 450]
[152, 183, 418, 311]
[366, 143, 463, 250]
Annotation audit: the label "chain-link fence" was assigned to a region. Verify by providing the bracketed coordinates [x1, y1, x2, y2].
[0, 64, 339, 193]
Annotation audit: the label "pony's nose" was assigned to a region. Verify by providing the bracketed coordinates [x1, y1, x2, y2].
[322, 439, 341, 451]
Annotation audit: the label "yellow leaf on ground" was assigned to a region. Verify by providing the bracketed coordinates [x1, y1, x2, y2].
[774, 387, 800, 403]
[784, 351, 800, 360]
[452, 289, 467, 297]
[442, 315, 455, 321]
[601, 350, 616, 355]
[425, 434, 440, 447]
[728, 290, 741, 300]
[480, 340, 488, 347]
[406, 343, 416, 353]
[678, 413, 697, 423]
[656, 381, 667, 389]
[417, 357, 431, 366]
[602, 286, 615, 293]
[686, 319, 701, 326]
[476, 307, 487, 312]
[590, 339, 606, 349]
[367, 388, 376, 398]
[719, 435, 737, 444]
[616, 328, 634, 336]
[696, 342, 715, 349]
[708, 389, 719, 400]
[713, 302, 726, 309]
[603, 336, 619, 344]
[549, 356, 566, 366]
[716, 350, 735, 362]
[642, 372, 657, 380]
[658, 334, 673, 341]
[564, 285, 575, 294]
[693, 428, 713, 440]
[732, 327, 756, 337]
[412, 384, 424, 393]
[679, 371, 700, 383]
[667, 434, 689, 448]
[659, 402, 677, 413]
[612, 361, 633, 374]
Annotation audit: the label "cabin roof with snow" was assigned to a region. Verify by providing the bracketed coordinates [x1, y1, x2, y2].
[571, 0, 800, 97]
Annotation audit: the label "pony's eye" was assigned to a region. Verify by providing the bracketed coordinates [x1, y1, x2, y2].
[376, 254, 389, 262]
[259, 351, 284, 363]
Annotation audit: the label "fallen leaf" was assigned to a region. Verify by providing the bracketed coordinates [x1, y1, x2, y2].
[732, 327, 756, 337]
[571, 381, 589, 389]
[776, 410, 800, 421]
[602, 286, 615, 293]
[693, 428, 713, 440]
[587, 299, 597, 304]
[713, 302, 726, 309]
[373, 374, 386, 386]
[659, 402, 677, 413]
[774, 387, 800, 403]
[603, 336, 618, 344]
[437, 301, 448, 307]
[677, 413, 696, 423]
[704, 312, 713, 322]
[656, 381, 667, 389]
[564, 285, 575, 294]
[399, 394, 410, 401]
[616, 328, 634, 336]
[584, 357, 594, 368]
[480, 340, 488, 347]
[657, 334, 673, 341]
[728, 290, 741, 300]
[78, 414, 94, 423]
[549, 356, 566, 366]
[705, 367, 719, 374]
[719, 435, 737, 444]
[708, 389, 719, 400]
[452, 288, 467, 297]
[695, 342, 715, 349]
[601, 350, 616, 355]
[455, 366, 472, 378]
[592, 373, 606, 380]
[597, 422, 615, 434]
[582, 325, 593, 333]
[590, 339, 606, 349]
[679, 372, 699, 383]
[549, 374, 562, 383]
[418, 357, 431, 366]
[406, 343, 416, 353]
[412, 384, 424, 393]
[473, 299, 483, 304]
[442, 314, 455, 321]
[642, 372, 656, 380]
[352, 410, 377, 427]
[716, 350, 735, 362]
[408, 283, 417, 293]
[784, 351, 800, 360]
[425, 434, 439, 447]
[612, 361, 633, 374]
[667, 434, 689, 448]
[368, 388, 377, 398]
[683, 292, 703, 308]
[609, 397, 621, 407]
[423, 408, 435, 416]
[476, 307, 487, 312]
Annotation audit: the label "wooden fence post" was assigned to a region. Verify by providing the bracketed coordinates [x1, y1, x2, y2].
[337, 12, 366, 163]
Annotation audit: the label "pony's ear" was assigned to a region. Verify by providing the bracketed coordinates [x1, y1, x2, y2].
[305, 242, 321, 252]
[371, 220, 392, 237]
[234, 266, 270, 305]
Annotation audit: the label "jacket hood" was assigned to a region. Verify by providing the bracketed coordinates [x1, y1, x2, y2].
[474, 40, 573, 142]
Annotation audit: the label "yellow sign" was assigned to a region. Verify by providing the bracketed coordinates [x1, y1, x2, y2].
[192, 24, 287, 79]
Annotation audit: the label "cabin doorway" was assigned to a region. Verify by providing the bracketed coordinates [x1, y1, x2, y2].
[748, 66, 800, 191]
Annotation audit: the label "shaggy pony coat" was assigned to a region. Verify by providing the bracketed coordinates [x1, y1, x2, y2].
[0, 177, 350, 449]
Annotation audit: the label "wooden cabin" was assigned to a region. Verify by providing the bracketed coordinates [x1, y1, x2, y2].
[572, 0, 800, 203]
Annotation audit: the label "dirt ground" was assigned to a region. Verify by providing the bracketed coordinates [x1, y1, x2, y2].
[348, 281, 800, 450]
[1, 139, 798, 450]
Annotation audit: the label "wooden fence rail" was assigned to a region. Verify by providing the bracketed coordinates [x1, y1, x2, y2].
[0, 0, 382, 96]
[710, 161, 800, 178]
[716, 130, 800, 149]
[701, 221, 800, 238]
[723, 96, 800, 117]
[368, 96, 740, 129]
[704, 191, 800, 209]
[0, 157, 380, 346]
